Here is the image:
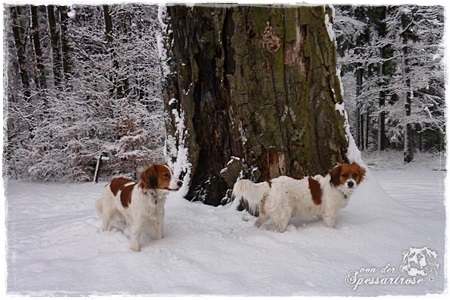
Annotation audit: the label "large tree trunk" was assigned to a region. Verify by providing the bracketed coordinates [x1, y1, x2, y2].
[164, 5, 349, 206]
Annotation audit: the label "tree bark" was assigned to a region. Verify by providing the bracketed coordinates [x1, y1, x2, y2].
[103, 5, 125, 99]
[378, 42, 387, 152]
[365, 111, 369, 149]
[378, 91, 386, 151]
[47, 5, 63, 90]
[401, 12, 414, 163]
[378, 46, 386, 152]
[10, 6, 31, 100]
[377, 7, 388, 152]
[355, 67, 363, 150]
[30, 5, 47, 91]
[59, 6, 71, 82]
[165, 5, 349, 206]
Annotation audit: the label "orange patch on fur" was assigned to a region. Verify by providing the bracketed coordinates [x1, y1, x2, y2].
[308, 177, 322, 205]
[120, 183, 136, 208]
[110, 177, 133, 196]
[109, 178, 136, 208]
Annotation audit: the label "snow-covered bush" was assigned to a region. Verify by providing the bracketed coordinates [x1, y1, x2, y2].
[4, 4, 165, 181]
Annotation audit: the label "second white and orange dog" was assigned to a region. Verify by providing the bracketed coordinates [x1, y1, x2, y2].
[232, 163, 366, 232]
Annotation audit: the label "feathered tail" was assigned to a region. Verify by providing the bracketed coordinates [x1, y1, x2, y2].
[232, 179, 271, 214]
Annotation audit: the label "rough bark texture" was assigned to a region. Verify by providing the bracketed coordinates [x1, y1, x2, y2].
[164, 5, 349, 206]
[401, 12, 414, 163]
[10, 6, 31, 100]
[377, 7, 388, 152]
[58, 6, 71, 81]
[30, 5, 47, 91]
[47, 5, 63, 90]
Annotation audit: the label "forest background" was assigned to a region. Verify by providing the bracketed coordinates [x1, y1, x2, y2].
[2, 3, 445, 185]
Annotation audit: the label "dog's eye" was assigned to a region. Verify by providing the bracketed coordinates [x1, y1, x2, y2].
[164, 173, 170, 178]
[353, 174, 359, 178]
[342, 174, 348, 178]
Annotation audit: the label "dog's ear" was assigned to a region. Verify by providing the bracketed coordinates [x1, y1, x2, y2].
[357, 164, 366, 184]
[329, 165, 342, 186]
[141, 165, 158, 189]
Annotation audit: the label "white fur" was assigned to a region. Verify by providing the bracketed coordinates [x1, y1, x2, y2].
[96, 167, 180, 251]
[232, 174, 359, 233]
[231, 179, 271, 215]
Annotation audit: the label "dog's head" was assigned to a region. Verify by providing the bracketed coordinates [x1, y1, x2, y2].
[140, 164, 182, 191]
[329, 162, 366, 195]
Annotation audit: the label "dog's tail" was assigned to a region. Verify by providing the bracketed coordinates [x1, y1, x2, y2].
[232, 179, 271, 214]
[95, 198, 103, 215]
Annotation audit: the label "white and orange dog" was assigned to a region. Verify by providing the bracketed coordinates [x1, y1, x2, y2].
[96, 164, 182, 251]
[232, 163, 366, 232]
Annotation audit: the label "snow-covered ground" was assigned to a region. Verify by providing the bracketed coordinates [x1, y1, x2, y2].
[4, 151, 447, 296]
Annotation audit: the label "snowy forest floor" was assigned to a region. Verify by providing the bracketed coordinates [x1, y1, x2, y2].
[4, 151, 447, 296]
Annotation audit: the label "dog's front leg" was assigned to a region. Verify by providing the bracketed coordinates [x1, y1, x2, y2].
[322, 212, 336, 228]
[154, 221, 164, 240]
[130, 223, 142, 252]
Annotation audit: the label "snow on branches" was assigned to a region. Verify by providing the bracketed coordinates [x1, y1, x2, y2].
[4, 4, 165, 181]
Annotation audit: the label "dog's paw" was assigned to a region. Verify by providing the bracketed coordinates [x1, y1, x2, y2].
[324, 223, 336, 229]
[131, 244, 141, 252]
